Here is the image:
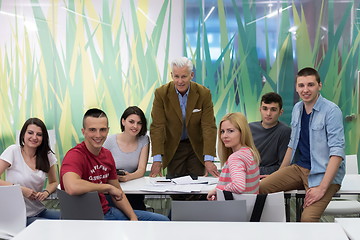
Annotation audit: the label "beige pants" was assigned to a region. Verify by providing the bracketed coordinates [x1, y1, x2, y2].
[260, 164, 340, 222]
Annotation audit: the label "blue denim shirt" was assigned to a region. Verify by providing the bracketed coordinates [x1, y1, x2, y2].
[288, 95, 345, 187]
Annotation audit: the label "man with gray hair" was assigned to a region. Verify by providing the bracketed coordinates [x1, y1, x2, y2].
[150, 57, 219, 179]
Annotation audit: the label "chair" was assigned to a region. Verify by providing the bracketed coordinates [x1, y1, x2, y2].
[0, 185, 26, 239]
[216, 189, 286, 222]
[171, 199, 247, 221]
[323, 154, 360, 216]
[57, 189, 104, 220]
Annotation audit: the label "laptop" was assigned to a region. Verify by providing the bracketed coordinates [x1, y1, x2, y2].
[171, 199, 247, 222]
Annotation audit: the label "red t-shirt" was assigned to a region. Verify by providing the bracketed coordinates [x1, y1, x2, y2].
[60, 142, 117, 214]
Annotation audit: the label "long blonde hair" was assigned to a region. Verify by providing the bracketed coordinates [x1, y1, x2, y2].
[217, 112, 260, 166]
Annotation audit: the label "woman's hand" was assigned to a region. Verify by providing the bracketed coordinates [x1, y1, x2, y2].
[118, 171, 130, 182]
[21, 186, 37, 200]
[35, 191, 50, 201]
[207, 188, 217, 201]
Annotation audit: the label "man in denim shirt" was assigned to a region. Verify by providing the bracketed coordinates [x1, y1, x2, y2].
[260, 67, 345, 222]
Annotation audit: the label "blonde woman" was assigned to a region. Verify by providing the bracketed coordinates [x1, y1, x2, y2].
[207, 112, 260, 200]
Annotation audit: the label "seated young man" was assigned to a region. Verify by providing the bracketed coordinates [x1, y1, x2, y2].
[60, 108, 169, 221]
[249, 92, 291, 175]
[260, 68, 345, 222]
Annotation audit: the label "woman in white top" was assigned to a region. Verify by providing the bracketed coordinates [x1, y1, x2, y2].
[104, 106, 149, 210]
[0, 118, 59, 225]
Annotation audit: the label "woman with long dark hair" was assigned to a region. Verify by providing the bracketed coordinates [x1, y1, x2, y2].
[104, 106, 149, 210]
[0, 118, 60, 225]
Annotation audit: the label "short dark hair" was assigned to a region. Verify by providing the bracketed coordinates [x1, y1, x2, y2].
[297, 67, 320, 83]
[261, 92, 283, 110]
[19, 118, 53, 172]
[120, 106, 147, 136]
[83, 108, 108, 128]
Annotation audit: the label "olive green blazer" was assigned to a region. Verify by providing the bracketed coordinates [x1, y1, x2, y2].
[150, 81, 217, 168]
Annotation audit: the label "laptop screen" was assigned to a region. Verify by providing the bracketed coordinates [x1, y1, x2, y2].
[171, 200, 247, 222]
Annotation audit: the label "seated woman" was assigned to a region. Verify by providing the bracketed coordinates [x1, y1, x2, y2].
[207, 112, 260, 200]
[104, 106, 149, 210]
[0, 118, 60, 225]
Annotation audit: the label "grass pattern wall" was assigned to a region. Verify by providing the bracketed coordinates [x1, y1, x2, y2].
[0, 0, 174, 161]
[185, 0, 359, 156]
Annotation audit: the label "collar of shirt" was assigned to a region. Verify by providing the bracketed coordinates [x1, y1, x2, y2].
[175, 85, 190, 119]
[312, 94, 323, 112]
[175, 85, 190, 98]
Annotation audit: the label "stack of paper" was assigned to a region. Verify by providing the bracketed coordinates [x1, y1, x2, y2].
[171, 176, 208, 185]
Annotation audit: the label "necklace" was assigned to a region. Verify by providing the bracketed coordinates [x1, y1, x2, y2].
[21, 148, 37, 170]
[22, 148, 36, 159]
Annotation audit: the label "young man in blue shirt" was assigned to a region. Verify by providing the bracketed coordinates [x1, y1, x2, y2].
[260, 67, 345, 222]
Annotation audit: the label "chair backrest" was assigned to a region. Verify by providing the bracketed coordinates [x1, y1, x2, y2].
[345, 154, 358, 174]
[216, 189, 286, 222]
[171, 199, 247, 221]
[57, 189, 104, 220]
[0, 185, 26, 238]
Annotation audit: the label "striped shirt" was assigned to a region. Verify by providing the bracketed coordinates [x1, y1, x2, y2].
[216, 147, 259, 194]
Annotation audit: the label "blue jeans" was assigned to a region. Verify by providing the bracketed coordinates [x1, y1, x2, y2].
[104, 207, 169, 221]
[106, 194, 146, 211]
[27, 208, 60, 226]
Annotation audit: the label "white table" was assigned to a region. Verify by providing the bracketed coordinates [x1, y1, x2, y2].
[121, 177, 297, 221]
[120, 176, 217, 194]
[13, 220, 348, 240]
[335, 218, 360, 240]
[121, 174, 360, 195]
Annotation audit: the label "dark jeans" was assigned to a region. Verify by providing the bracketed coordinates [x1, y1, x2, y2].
[167, 139, 205, 177]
